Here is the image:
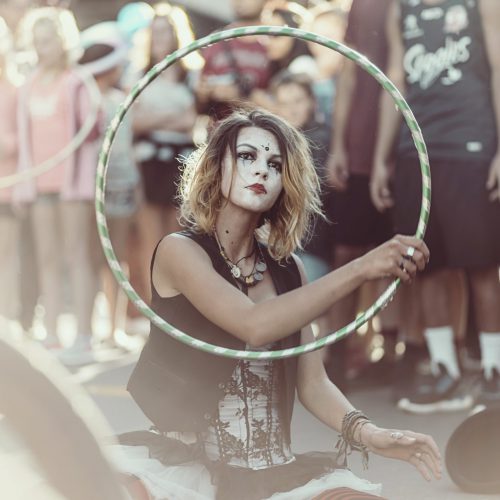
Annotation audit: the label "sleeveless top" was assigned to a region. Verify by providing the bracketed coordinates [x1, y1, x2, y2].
[127, 230, 303, 452]
[397, 0, 497, 161]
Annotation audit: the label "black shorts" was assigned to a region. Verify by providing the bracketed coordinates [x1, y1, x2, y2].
[327, 174, 394, 247]
[139, 142, 195, 206]
[394, 157, 500, 271]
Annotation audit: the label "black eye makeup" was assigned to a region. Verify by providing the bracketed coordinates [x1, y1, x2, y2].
[236, 151, 282, 173]
[268, 160, 282, 173]
[237, 151, 255, 164]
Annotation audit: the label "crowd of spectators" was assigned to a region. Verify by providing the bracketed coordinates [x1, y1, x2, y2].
[0, 0, 499, 412]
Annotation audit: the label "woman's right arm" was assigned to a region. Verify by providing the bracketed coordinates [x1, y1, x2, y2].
[153, 233, 428, 348]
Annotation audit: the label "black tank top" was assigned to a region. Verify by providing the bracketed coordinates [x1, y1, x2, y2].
[397, 0, 497, 161]
[127, 229, 302, 436]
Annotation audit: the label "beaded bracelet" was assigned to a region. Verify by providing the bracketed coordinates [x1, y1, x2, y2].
[335, 409, 371, 469]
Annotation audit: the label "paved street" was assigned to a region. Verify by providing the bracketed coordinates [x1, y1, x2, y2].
[76, 353, 494, 500]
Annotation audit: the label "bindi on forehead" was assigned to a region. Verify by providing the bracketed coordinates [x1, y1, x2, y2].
[236, 141, 281, 157]
[238, 128, 279, 150]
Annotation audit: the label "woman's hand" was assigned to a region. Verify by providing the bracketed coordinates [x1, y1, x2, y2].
[358, 235, 430, 283]
[361, 424, 442, 481]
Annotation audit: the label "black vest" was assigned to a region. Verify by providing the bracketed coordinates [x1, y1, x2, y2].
[397, 0, 497, 161]
[127, 230, 302, 443]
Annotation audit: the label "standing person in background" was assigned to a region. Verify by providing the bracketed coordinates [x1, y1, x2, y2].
[295, 3, 347, 128]
[195, 0, 270, 123]
[0, 5, 40, 340]
[131, 2, 199, 301]
[371, 0, 500, 411]
[14, 7, 100, 362]
[0, 17, 19, 336]
[263, 1, 311, 79]
[326, 0, 398, 392]
[250, 0, 312, 115]
[272, 71, 332, 285]
[79, 23, 141, 346]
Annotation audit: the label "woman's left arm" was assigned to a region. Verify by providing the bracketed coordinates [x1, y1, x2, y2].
[294, 255, 442, 482]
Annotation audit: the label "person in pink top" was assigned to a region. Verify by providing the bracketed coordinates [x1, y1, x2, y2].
[0, 16, 19, 332]
[15, 7, 101, 362]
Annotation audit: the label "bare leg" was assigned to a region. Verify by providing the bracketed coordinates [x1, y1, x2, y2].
[448, 270, 468, 341]
[31, 199, 62, 337]
[102, 216, 133, 337]
[469, 267, 500, 403]
[469, 266, 500, 332]
[420, 269, 451, 327]
[324, 244, 364, 391]
[60, 201, 98, 336]
[0, 212, 20, 322]
[326, 245, 364, 332]
[18, 211, 39, 332]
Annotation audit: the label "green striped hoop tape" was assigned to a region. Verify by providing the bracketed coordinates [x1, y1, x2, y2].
[0, 69, 101, 190]
[96, 25, 431, 360]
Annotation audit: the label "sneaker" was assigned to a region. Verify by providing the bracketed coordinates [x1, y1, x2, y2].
[397, 363, 474, 414]
[475, 369, 500, 409]
[57, 335, 95, 366]
[41, 334, 63, 351]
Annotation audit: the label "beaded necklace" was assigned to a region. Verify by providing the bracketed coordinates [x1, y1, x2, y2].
[213, 230, 267, 287]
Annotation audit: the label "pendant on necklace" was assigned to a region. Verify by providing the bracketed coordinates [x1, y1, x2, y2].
[255, 261, 267, 273]
[254, 272, 264, 281]
[231, 266, 242, 279]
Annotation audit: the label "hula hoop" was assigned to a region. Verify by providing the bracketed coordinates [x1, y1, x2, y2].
[0, 68, 101, 190]
[96, 26, 431, 360]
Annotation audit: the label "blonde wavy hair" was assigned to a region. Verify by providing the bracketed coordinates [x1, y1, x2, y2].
[132, 1, 203, 74]
[179, 108, 324, 261]
[0, 16, 14, 81]
[17, 7, 82, 66]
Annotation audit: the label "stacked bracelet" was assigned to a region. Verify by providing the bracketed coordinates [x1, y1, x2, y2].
[335, 409, 371, 469]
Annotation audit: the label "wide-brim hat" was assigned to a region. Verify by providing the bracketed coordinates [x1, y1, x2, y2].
[445, 407, 500, 494]
[79, 21, 129, 75]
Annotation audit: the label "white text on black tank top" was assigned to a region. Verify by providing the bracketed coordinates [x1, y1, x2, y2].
[404, 35, 471, 89]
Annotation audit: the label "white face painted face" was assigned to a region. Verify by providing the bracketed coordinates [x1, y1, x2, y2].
[221, 127, 284, 214]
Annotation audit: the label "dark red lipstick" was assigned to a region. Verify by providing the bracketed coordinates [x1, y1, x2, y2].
[247, 183, 267, 194]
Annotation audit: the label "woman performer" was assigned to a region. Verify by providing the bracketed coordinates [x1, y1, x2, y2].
[113, 107, 440, 500]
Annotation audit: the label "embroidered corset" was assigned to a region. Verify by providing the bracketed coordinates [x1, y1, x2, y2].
[203, 345, 294, 470]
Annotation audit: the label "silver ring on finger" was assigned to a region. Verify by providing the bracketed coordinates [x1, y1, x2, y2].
[406, 246, 416, 258]
[402, 254, 416, 266]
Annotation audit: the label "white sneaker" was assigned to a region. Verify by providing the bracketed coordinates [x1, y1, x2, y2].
[57, 335, 95, 366]
[41, 334, 63, 352]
